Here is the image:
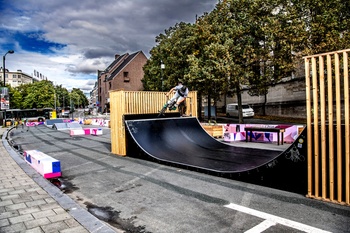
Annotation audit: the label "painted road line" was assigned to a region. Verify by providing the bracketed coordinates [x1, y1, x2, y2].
[245, 220, 276, 233]
[224, 203, 331, 233]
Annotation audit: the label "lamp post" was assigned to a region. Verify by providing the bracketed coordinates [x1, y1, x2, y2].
[3, 50, 14, 87]
[160, 60, 165, 91]
[2, 50, 14, 126]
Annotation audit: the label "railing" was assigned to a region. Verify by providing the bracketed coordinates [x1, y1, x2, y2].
[304, 49, 350, 205]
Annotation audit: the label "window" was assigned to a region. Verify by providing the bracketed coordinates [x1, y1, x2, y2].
[123, 72, 130, 82]
[109, 82, 111, 89]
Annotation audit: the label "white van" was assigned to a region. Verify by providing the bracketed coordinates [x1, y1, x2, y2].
[226, 104, 254, 118]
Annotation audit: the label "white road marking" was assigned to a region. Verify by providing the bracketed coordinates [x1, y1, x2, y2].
[234, 186, 254, 229]
[244, 220, 276, 233]
[224, 203, 331, 233]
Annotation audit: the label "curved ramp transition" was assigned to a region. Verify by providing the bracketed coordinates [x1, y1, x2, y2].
[125, 117, 307, 174]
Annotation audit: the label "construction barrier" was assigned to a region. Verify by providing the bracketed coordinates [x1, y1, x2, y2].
[304, 48, 350, 205]
[109, 90, 197, 155]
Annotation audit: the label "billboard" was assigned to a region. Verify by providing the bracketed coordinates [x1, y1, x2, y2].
[0, 87, 10, 110]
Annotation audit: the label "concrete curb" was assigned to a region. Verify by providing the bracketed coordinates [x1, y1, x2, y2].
[2, 127, 117, 233]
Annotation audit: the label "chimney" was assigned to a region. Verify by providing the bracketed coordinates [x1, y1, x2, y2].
[115, 54, 120, 59]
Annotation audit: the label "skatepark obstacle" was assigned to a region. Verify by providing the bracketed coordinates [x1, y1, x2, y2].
[109, 90, 197, 155]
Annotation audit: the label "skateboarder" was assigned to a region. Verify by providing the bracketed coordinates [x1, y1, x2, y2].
[165, 80, 189, 111]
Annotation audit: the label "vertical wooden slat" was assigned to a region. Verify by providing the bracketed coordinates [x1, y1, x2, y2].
[327, 54, 334, 200]
[312, 57, 319, 197]
[305, 57, 313, 197]
[305, 49, 350, 205]
[343, 51, 350, 204]
[334, 53, 342, 202]
[319, 56, 327, 199]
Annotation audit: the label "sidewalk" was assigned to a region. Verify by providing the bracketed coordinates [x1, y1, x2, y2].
[0, 127, 117, 233]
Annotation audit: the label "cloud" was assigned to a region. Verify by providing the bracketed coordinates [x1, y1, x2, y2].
[1, 0, 217, 92]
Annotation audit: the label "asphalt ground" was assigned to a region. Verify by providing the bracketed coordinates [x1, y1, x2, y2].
[3, 124, 350, 233]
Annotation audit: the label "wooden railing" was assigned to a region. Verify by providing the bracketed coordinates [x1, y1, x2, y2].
[304, 49, 350, 205]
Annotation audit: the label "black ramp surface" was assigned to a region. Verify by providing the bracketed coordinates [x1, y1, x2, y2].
[125, 117, 282, 173]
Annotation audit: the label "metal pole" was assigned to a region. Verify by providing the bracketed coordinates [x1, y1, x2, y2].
[2, 50, 14, 126]
[2, 56, 4, 125]
[2, 56, 5, 87]
[161, 60, 165, 92]
[3, 50, 14, 87]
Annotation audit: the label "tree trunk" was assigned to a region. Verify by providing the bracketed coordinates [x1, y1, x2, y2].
[207, 93, 211, 121]
[236, 83, 244, 124]
[197, 92, 202, 121]
[263, 93, 267, 116]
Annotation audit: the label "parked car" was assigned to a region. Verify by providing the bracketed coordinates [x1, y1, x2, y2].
[226, 103, 254, 118]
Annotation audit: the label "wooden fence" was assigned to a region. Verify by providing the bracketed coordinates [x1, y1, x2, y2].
[109, 90, 198, 155]
[304, 49, 350, 205]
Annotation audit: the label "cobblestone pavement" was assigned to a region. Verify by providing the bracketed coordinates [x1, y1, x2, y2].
[0, 127, 117, 233]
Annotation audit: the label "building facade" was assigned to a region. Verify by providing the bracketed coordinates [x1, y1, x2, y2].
[0, 69, 35, 87]
[97, 51, 148, 113]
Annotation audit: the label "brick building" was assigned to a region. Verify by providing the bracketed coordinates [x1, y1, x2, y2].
[97, 51, 147, 113]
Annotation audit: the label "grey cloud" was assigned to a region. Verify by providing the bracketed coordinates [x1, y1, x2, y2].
[4, 0, 217, 91]
[83, 48, 115, 59]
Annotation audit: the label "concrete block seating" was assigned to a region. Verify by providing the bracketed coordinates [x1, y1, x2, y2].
[24, 150, 61, 178]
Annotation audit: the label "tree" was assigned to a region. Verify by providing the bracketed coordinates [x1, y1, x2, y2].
[70, 88, 88, 108]
[143, 0, 350, 122]
[290, 0, 349, 55]
[22, 80, 55, 109]
[9, 87, 22, 109]
[143, 22, 197, 91]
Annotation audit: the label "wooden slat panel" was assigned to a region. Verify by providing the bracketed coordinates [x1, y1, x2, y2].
[319, 56, 327, 199]
[334, 53, 342, 202]
[343, 51, 350, 204]
[305, 57, 313, 197]
[327, 54, 335, 200]
[312, 57, 320, 197]
[304, 49, 350, 205]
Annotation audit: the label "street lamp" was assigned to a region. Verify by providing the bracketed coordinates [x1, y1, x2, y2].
[160, 60, 165, 91]
[3, 50, 14, 86]
[1, 50, 14, 126]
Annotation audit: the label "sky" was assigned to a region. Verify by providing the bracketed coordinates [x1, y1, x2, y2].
[0, 0, 217, 93]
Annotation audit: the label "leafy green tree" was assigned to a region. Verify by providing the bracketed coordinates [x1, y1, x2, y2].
[54, 85, 68, 109]
[9, 87, 22, 109]
[7, 81, 89, 112]
[70, 88, 88, 108]
[143, 22, 197, 91]
[15, 83, 31, 108]
[293, 0, 350, 55]
[143, 0, 349, 122]
[22, 80, 55, 109]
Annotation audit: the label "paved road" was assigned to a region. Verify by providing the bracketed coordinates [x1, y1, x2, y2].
[6, 124, 350, 233]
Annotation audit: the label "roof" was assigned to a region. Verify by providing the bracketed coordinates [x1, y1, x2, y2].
[104, 54, 128, 73]
[106, 51, 143, 81]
